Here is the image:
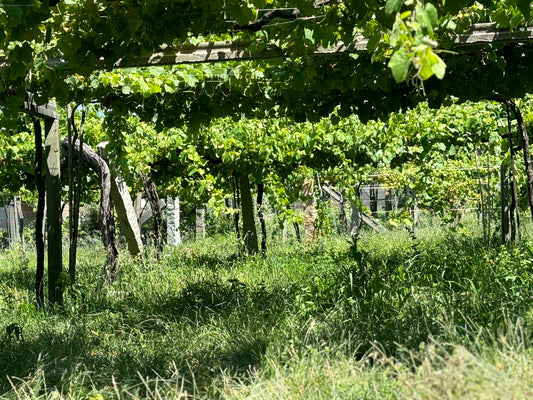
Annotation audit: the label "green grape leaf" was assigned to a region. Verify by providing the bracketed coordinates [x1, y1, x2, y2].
[428, 50, 446, 79]
[366, 34, 381, 53]
[304, 27, 314, 44]
[226, 3, 255, 26]
[423, 3, 438, 31]
[385, 0, 403, 15]
[388, 47, 411, 83]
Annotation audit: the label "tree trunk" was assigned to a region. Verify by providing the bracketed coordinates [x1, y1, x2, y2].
[507, 104, 521, 243]
[98, 142, 143, 257]
[293, 220, 301, 241]
[257, 182, 267, 256]
[510, 160, 521, 242]
[411, 191, 419, 232]
[349, 202, 361, 238]
[501, 99, 533, 226]
[61, 138, 120, 282]
[33, 117, 45, 307]
[67, 103, 84, 284]
[302, 177, 317, 241]
[239, 173, 258, 255]
[338, 189, 347, 234]
[141, 173, 163, 255]
[500, 162, 510, 245]
[232, 175, 243, 253]
[45, 117, 63, 304]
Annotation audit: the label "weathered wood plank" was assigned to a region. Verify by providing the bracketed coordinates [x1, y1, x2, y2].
[139, 199, 167, 226]
[40, 24, 533, 70]
[455, 23, 533, 45]
[23, 95, 60, 119]
[45, 117, 63, 304]
[0, 24, 532, 72]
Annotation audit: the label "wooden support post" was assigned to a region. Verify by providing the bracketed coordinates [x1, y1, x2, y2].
[44, 117, 63, 304]
[98, 142, 143, 257]
[167, 197, 181, 246]
[112, 176, 144, 256]
[349, 202, 361, 238]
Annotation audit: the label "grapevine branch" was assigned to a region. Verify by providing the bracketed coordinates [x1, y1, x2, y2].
[234, 8, 302, 32]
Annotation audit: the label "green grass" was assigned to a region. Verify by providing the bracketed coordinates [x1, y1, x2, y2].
[1, 224, 533, 399]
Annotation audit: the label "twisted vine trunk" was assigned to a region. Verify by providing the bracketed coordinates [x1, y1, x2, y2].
[232, 175, 242, 252]
[257, 182, 267, 256]
[497, 98, 533, 226]
[500, 162, 510, 244]
[302, 177, 317, 241]
[508, 100, 533, 226]
[141, 173, 163, 255]
[507, 104, 521, 243]
[239, 173, 258, 255]
[61, 138, 120, 282]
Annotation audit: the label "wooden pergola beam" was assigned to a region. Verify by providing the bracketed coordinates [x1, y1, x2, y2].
[23, 96, 60, 119]
[454, 23, 533, 45]
[40, 23, 533, 70]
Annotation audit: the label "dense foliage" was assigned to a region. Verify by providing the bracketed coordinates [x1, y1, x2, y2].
[1, 0, 532, 125]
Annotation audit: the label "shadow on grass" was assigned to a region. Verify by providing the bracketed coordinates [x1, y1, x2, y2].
[0, 276, 290, 396]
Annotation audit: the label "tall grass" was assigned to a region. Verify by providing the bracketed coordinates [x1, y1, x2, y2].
[1, 222, 533, 398]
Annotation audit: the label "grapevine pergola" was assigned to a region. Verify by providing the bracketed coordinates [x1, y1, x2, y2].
[2, 0, 533, 304]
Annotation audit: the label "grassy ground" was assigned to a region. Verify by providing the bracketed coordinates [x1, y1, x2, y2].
[1, 223, 533, 399]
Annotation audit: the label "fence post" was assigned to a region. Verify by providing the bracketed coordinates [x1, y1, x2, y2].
[45, 116, 63, 304]
[7, 195, 23, 246]
[167, 197, 181, 246]
[195, 206, 206, 240]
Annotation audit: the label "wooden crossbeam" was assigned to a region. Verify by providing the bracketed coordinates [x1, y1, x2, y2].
[103, 39, 370, 69]
[2, 23, 533, 72]
[22, 95, 59, 119]
[454, 23, 533, 45]
[41, 23, 533, 70]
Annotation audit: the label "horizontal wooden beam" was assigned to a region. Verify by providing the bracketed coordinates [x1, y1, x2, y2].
[5, 23, 533, 72]
[103, 39, 370, 69]
[454, 23, 533, 45]
[93, 23, 533, 69]
[22, 95, 59, 119]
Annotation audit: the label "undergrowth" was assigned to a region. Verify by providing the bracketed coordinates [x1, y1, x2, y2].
[1, 225, 533, 399]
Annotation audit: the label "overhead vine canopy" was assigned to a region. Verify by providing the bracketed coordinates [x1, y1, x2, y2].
[0, 0, 532, 126]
